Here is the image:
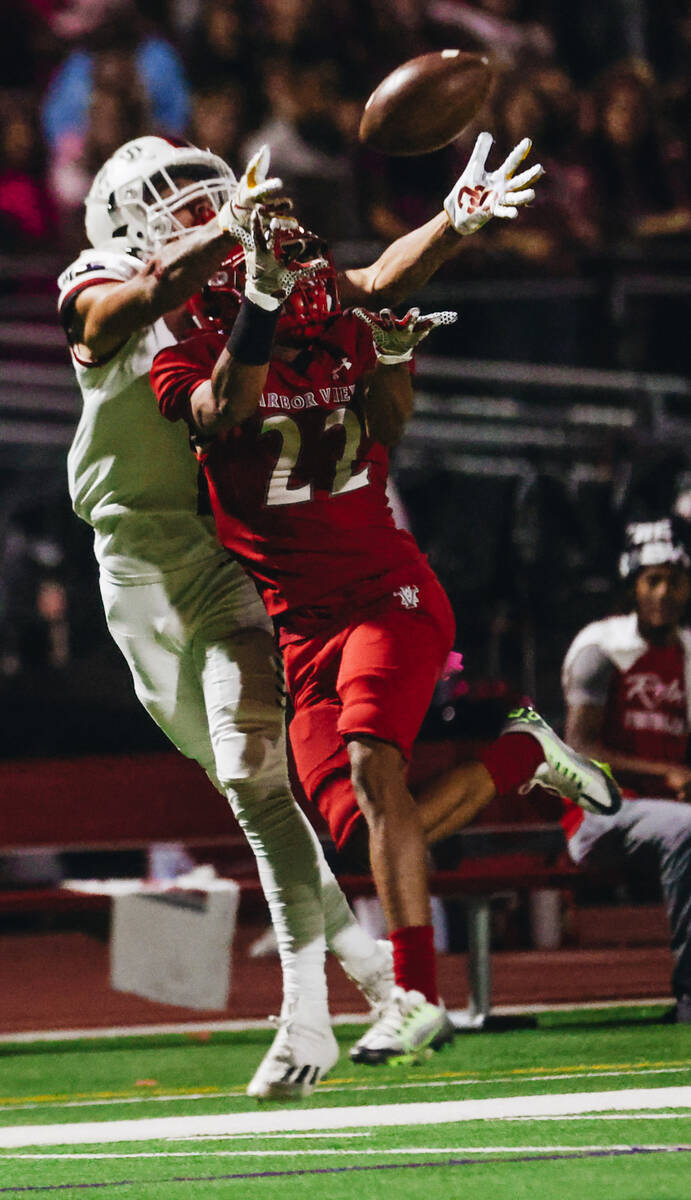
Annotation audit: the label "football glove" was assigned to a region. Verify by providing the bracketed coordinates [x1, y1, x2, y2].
[444, 132, 544, 236]
[352, 306, 457, 364]
[243, 208, 329, 311]
[217, 145, 289, 235]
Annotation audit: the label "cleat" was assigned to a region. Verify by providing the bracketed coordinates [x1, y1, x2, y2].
[246, 1014, 339, 1100]
[505, 706, 622, 815]
[342, 938, 395, 1010]
[349, 986, 455, 1065]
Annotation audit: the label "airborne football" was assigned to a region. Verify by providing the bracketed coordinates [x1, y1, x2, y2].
[358, 49, 493, 156]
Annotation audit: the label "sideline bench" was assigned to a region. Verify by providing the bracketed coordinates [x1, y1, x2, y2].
[1, 747, 585, 1028]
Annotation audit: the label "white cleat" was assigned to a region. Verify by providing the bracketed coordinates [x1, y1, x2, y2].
[246, 1016, 339, 1100]
[504, 705, 622, 815]
[349, 986, 455, 1065]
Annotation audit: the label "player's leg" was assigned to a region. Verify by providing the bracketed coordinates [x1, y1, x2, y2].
[411, 708, 622, 844]
[102, 564, 337, 1096]
[283, 683, 394, 1005]
[189, 560, 341, 1095]
[618, 800, 691, 1021]
[347, 736, 431, 941]
[335, 595, 449, 970]
[569, 800, 691, 1022]
[335, 579, 457, 1061]
[411, 763, 497, 845]
[98, 571, 221, 776]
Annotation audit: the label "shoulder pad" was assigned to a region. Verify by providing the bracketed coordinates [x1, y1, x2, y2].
[563, 613, 645, 677]
[57, 246, 143, 311]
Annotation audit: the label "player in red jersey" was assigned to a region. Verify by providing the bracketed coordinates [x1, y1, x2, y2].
[151, 207, 621, 1061]
[560, 517, 691, 1022]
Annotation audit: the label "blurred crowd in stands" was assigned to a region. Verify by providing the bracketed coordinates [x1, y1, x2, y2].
[0, 0, 690, 267]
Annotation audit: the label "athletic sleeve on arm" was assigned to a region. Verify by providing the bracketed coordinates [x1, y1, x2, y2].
[563, 641, 614, 708]
[150, 337, 216, 423]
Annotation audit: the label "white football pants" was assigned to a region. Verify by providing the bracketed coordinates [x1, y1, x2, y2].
[100, 553, 369, 1016]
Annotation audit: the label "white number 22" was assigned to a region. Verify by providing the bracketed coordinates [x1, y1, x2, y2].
[259, 408, 370, 507]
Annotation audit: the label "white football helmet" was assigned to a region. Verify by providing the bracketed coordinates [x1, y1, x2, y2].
[84, 135, 237, 253]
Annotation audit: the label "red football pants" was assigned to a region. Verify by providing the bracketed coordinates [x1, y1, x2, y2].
[283, 575, 455, 849]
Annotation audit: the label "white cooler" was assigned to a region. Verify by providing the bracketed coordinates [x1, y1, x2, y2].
[109, 877, 240, 1010]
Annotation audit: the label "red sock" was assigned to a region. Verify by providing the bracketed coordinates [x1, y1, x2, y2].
[391, 925, 438, 1005]
[479, 732, 545, 797]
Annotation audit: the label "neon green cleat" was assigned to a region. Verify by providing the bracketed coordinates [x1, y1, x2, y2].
[504, 706, 622, 815]
[349, 987, 455, 1065]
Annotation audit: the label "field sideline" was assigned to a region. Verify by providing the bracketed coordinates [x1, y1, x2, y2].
[0, 1005, 689, 1197]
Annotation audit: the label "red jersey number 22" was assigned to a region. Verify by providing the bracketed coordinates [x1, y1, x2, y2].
[260, 408, 370, 506]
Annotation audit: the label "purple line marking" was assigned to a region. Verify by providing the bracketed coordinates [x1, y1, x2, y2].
[2, 1146, 690, 1192]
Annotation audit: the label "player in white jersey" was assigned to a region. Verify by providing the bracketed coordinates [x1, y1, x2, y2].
[58, 137, 399, 1099]
[59, 131, 546, 1083]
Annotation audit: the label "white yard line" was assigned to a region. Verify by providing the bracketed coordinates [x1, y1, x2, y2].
[0, 1086, 690, 1149]
[506, 1113, 691, 1121]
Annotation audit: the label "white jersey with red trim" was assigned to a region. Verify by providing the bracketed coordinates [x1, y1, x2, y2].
[563, 613, 691, 731]
[59, 247, 226, 583]
[560, 612, 691, 835]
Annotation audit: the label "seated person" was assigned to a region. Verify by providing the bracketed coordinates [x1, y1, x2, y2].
[561, 516, 691, 1024]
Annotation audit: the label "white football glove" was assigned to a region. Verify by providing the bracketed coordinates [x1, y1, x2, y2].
[217, 145, 290, 235]
[243, 208, 329, 311]
[444, 132, 544, 236]
[352, 306, 457, 364]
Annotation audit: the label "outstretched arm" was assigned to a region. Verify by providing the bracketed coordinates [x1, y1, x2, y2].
[341, 212, 461, 308]
[340, 132, 543, 307]
[69, 147, 288, 360]
[70, 227, 238, 361]
[354, 305, 457, 443]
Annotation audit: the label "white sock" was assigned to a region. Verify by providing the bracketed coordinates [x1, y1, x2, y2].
[305, 826, 390, 985]
[228, 784, 329, 1015]
[281, 936, 330, 1024]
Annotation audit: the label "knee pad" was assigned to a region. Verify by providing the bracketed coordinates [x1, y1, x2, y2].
[215, 726, 289, 799]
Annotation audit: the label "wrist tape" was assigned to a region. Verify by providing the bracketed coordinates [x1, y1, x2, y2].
[375, 348, 414, 365]
[226, 296, 280, 365]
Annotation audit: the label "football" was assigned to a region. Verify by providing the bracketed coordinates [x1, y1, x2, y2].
[358, 50, 493, 156]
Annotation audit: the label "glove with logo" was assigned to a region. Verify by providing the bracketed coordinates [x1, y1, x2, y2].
[352, 306, 457, 364]
[242, 208, 328, 311]
[444, 132, 544, 236]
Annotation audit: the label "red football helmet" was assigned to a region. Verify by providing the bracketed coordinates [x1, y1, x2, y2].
[187, 225, 340, 342]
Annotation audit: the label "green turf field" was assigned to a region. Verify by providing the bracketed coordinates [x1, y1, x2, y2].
[1, 1006, 690, 1198]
